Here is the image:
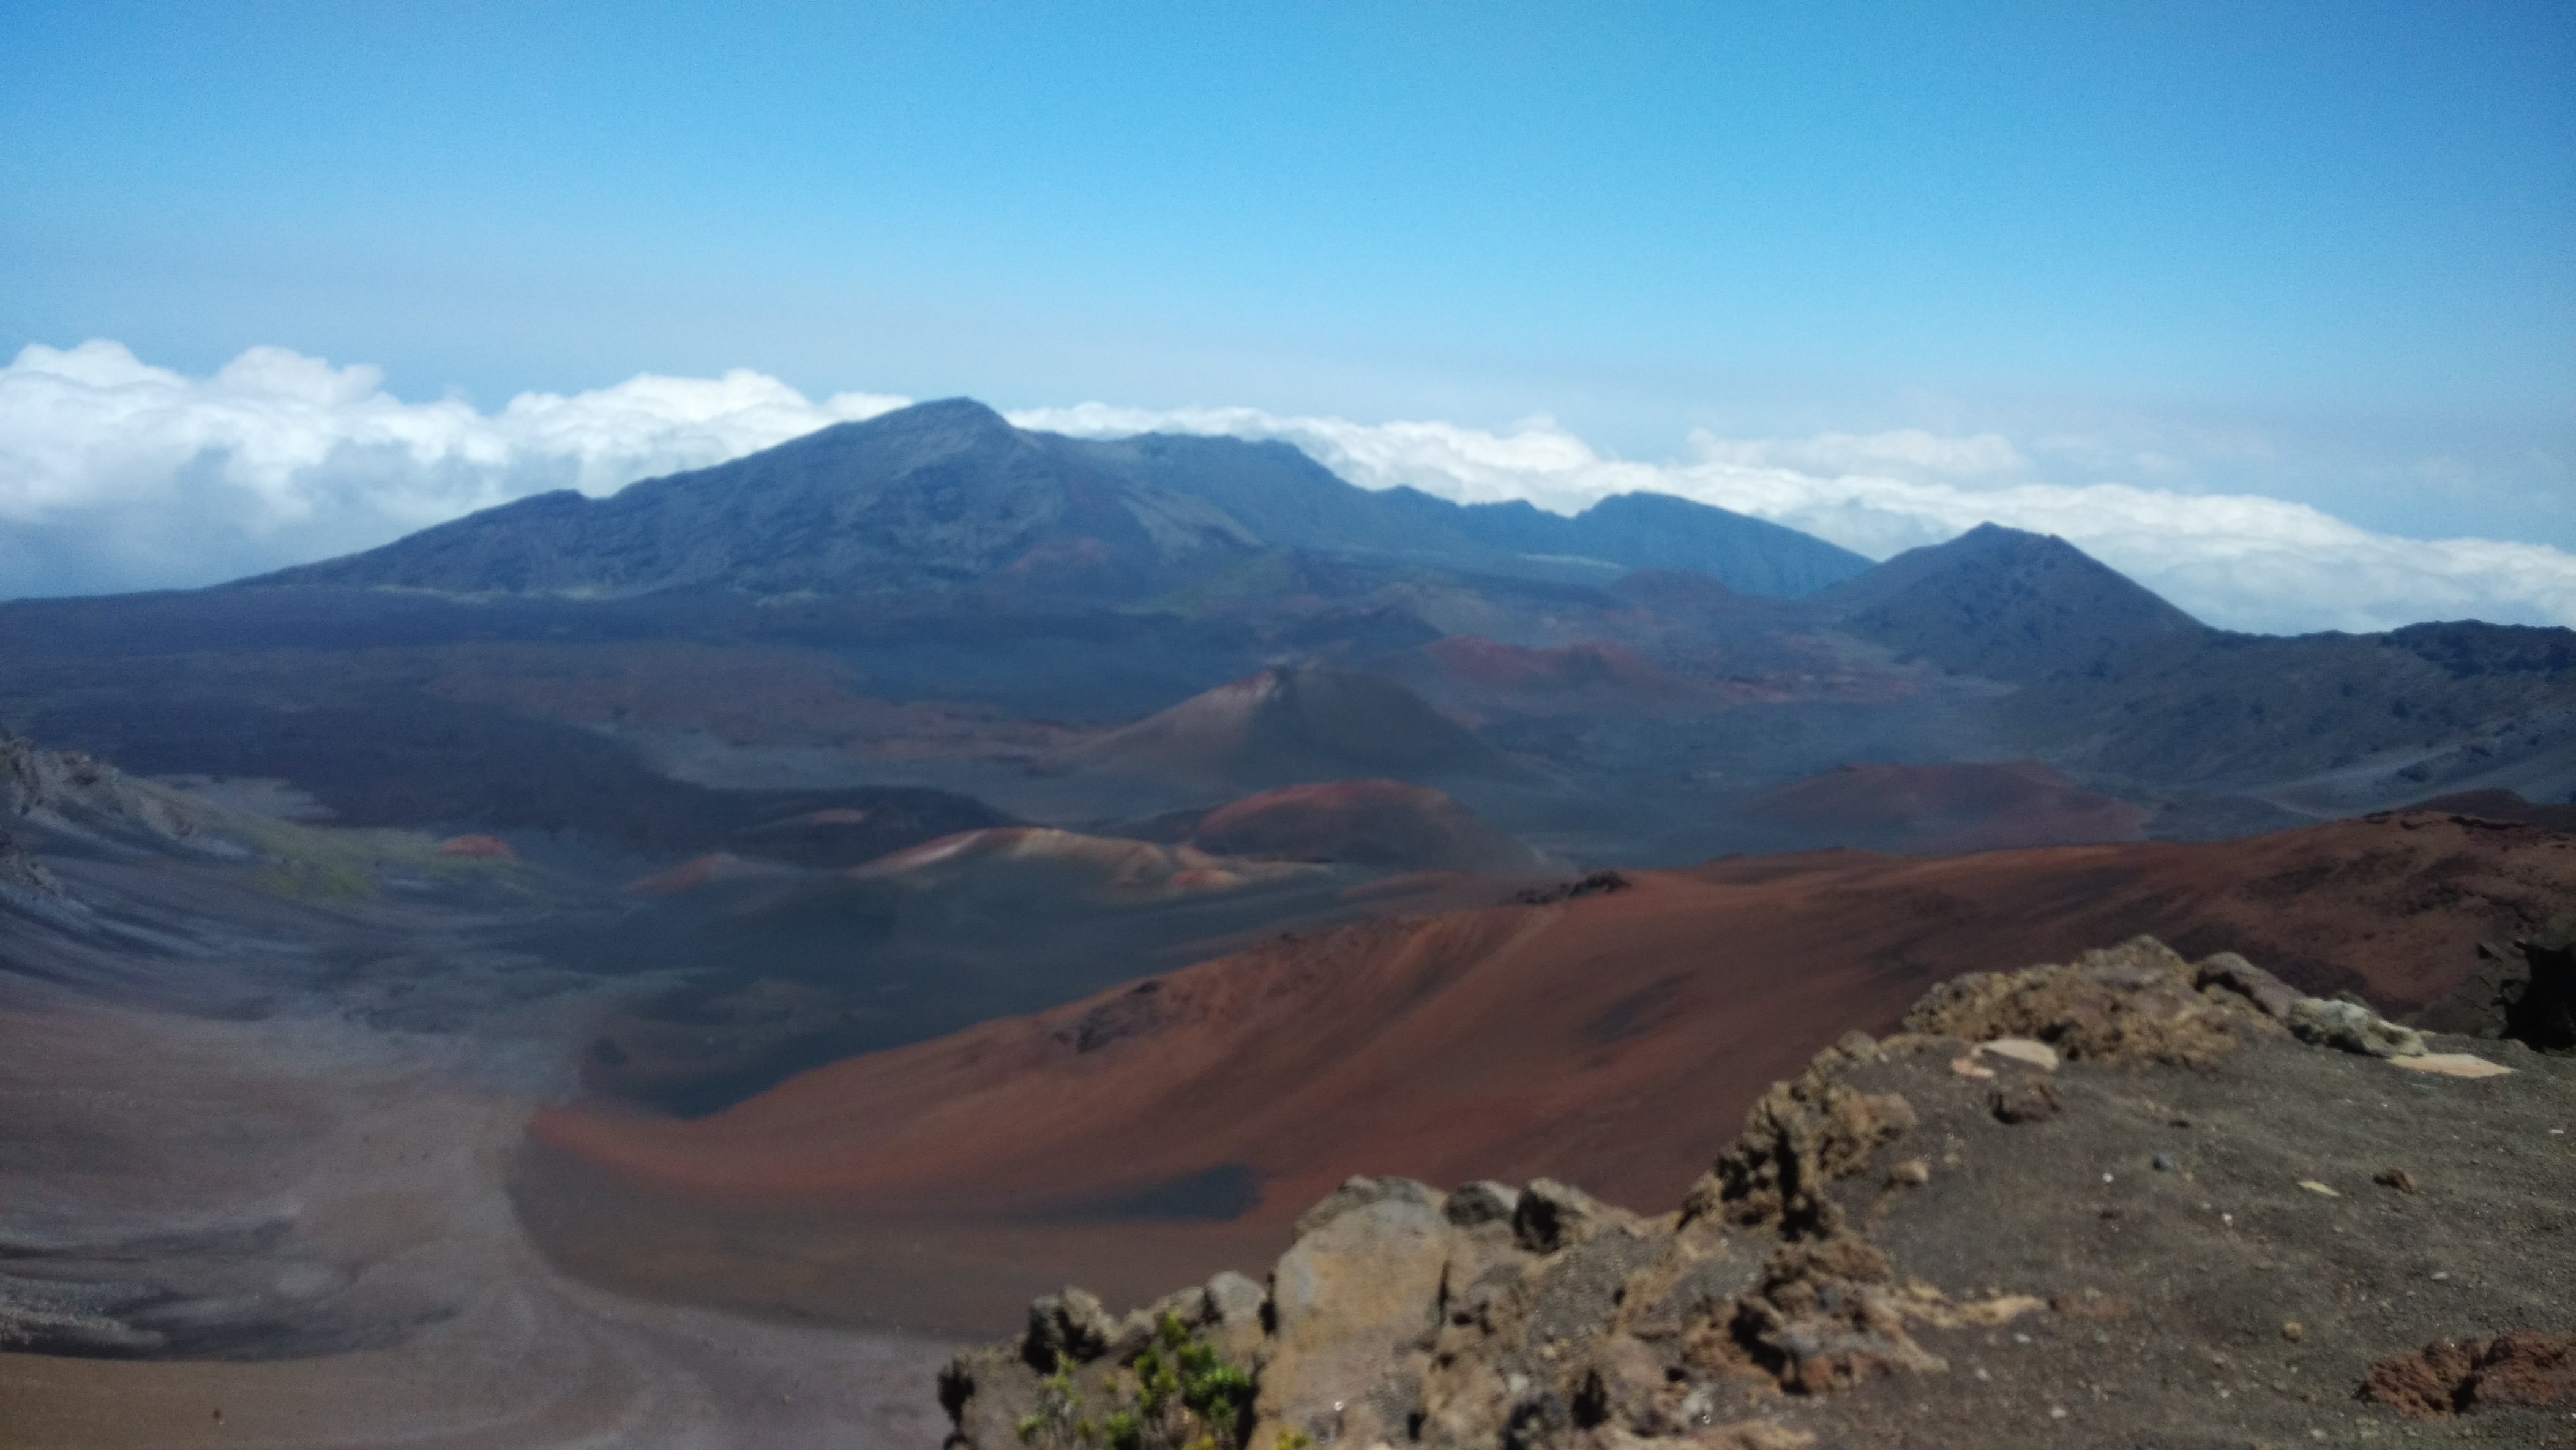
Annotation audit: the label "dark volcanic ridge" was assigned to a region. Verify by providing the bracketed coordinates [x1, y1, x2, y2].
[245, 399, 1872, 603]
[5, 398, 2570, 859]
[1813, 522, 2209, 683]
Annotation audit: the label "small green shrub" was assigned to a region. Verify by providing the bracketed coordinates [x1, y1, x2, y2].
[1017, 1359, 1097, 1448]
[1016, 1315, 1259, 1450]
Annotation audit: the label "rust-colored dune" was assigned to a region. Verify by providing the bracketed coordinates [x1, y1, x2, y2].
[435, 832, 517, 858]
[1058, 666, 1514, 789]
[620, 851, 793, 896]
[848, 825, 1325, 903]
[1186, 779, 1544, 872]
[522, 811, 2574, 1332]
[1745, 759, 2152, 852]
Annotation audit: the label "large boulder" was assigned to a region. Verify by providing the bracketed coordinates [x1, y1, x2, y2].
[2512, 914, 2576, 1048]
[1901, 936, 2278, 1065]
[2406, 911, 2576, 1050]
[1261, 1178, 1459, 1446]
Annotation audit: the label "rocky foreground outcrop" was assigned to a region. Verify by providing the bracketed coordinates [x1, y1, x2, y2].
[939, 937, 2576, 1449]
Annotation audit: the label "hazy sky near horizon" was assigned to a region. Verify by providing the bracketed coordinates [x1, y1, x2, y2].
[3, 2, 2572, 628]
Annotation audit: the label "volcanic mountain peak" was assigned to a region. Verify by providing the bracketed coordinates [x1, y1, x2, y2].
[1063, 666, 1519, 792]
[1557, 490, 1865, 596]
[249, 396, 1265, 599]
[1076, 433, 1870, 596]
[236, 399, 1871, 601]
[1821, 522, 2209, 682]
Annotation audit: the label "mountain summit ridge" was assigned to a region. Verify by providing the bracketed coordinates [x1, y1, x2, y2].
[242, 398, 1873, 601]
[1821, 521, 2211, 680]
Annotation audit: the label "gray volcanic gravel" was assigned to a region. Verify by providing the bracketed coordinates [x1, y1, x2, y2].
[1799, 1033, 2574, 1448]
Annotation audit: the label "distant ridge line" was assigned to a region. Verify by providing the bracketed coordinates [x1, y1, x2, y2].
[238, 397, 1874, 601]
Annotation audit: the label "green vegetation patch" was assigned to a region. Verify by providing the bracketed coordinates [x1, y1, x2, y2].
[1019, 1314, 1262, 1450]
[225, 810, 514, 903]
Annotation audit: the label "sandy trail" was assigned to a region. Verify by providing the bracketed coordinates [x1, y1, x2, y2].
[0, 993, 954, 1448]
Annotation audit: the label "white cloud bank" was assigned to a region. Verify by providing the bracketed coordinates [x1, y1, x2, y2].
[2, 340, 2569, 636]
[0, 340, 907, 596]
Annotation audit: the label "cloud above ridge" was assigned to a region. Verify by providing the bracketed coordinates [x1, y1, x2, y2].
[0, 340, 907, 596]
[3, 340, 2570, 636]
[1011, 402, 2576, 636]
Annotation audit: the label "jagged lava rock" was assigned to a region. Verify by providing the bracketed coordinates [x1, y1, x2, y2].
[2414, 908, 2576, 1051]
[940, 937, 2576, 1450]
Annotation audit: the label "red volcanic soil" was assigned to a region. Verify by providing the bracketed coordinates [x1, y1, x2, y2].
[523, 811, 2574, 1332]
[1745, 760, 2152, 852]
[849, 825, 1322, 903]
[1186, 779, 1543, 873]
[620, 851, 793, 896]
[434, 833, 516, 859]
[1060, 666, 1513, 789]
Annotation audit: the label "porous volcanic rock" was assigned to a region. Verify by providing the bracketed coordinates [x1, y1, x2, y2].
[2361, 1328, 2576, 1419]
[938, 938, 2576, 1450]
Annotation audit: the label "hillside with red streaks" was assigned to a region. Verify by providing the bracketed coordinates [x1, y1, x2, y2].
[520, 810, 2576, 1332]
[1185, 779, 1544, 871]
[1057, 666, 1519, 796]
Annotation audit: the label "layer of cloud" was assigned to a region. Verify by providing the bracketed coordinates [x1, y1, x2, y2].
[1011, 402, 2576, 635]
[2, 340, 2569, 636]
[0, 340, 907, 595]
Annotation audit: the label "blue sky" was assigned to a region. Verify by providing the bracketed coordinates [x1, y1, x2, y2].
[2, 1, 2572, 625]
